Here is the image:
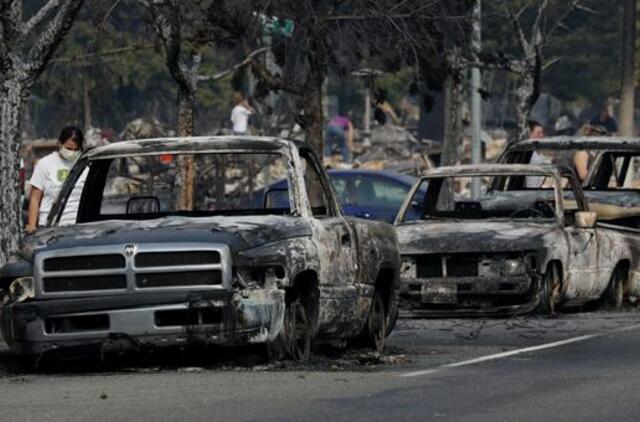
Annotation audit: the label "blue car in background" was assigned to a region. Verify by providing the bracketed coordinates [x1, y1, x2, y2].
[266, 169, 425, 223]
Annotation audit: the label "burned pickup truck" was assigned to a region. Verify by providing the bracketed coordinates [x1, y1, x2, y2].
[395, 164, 640, 316]
[0, 136, 400, 360]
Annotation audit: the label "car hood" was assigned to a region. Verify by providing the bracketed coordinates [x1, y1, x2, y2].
[19, 216, 311, 261]
[396, 220, 556, 254]
[584, 190, 640, 207]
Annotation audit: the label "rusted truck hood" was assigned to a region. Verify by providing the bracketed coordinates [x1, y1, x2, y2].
[396, 220, 556, 254]
[20, 216, 311, 261]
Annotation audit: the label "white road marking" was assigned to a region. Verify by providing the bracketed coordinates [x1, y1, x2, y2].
[400, 322, 640, 378]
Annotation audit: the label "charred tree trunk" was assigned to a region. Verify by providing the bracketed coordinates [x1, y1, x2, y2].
[516, 54, 541, 141]
[0, 0, 85, 265]
[83, 77, 92, 130]
[142, 0, 200, 210]
[0, 83, 26, 265]
[176, 85, 195, 209]
[620, 0, 637, 137]
[301, 31, 328, 158]
[440, 50, 464, 166]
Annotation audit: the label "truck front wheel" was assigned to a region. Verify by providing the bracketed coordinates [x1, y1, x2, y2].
[268, 298, 311, 361]
[537, 264, 561, 316]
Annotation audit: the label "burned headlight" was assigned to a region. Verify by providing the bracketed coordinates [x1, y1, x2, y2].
[401, 256, 417, 279]
[503, 259, 526, 276]
[8, 277, 34, 303]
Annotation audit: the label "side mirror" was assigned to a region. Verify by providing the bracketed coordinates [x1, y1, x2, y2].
[575, 211, 597, 228]
[264, 187, 290, 209]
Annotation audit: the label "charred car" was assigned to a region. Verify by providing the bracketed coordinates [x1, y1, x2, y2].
[0, 137, 400, 360]
[394, 164, 640, 316]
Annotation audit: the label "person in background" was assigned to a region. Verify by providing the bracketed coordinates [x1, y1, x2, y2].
[324, 114, 354, 162]
[27, 127, 85, 233]
[573, 124, 608, 181]
[526, 121, 548, 188]
[230, 92, 255, 135]
[589, 105, 618, 135]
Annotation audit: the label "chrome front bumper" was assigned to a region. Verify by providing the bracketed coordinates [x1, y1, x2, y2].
[1, 289, 285, 356]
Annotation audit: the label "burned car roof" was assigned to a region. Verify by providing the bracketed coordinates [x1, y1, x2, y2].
[83, 136, 304, 159]
[419, 164, 562, 179]
[508, 136, 640, 151]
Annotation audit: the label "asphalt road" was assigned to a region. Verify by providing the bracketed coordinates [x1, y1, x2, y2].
[1, 311, 640, 421]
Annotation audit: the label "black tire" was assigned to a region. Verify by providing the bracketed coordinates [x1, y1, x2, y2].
[602, 268, 625, 310]
[385, 303, 398, 337]
[537, 264, 561, 316]
[268, 298, 311, 361]
[361, 292, 387, 353]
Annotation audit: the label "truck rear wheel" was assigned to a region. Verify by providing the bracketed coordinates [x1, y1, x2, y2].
[361, 292, 387, 353]
[602, 268, 625, 310]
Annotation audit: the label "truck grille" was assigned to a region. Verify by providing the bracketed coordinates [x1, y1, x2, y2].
[34, 244, 231, 298]
[136, 271, 222, 288]
[413, 252, 532, 279]
[44, 254, 125, 271]
[135, 251, 220, 267]
[43, 275, 127, 292]
[416, 253, 479, 278]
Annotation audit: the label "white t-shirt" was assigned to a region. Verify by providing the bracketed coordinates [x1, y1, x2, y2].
[29, 152, 87, 227]
[231, 104, 253, 134]
[525, 151, 550, 188]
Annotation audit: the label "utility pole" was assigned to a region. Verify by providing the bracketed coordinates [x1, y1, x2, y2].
[620, 0, 636, 137]
[470, 0, 482, 198]
[621, 0, 637, 187]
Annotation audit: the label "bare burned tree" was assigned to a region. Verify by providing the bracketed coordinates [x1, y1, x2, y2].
[471, 0, 590, 141]
[0, 0, 85, 265]
[138, 0, 266, 209]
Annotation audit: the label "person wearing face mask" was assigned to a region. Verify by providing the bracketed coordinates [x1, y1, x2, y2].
[26, 126, 85, 233]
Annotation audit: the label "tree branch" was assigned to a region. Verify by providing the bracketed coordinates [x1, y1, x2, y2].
[505, 4, 530, 52]
[1, 0, 23, 49]
[25, 0, 85, 84]
[23, 0, 62, 35]
[50, 43, 154, 63]
[541, 0, 588, 45]
[198, 47, 267, 82]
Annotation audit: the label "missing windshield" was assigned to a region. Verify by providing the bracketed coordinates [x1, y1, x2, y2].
[67, 152, 292, 223]
[405, 174, 561, 222]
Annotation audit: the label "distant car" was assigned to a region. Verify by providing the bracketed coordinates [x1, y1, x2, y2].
[267, 169, 425, 223]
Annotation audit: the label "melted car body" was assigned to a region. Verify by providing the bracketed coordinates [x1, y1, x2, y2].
[395, 164, 640, 316]
[0, 136, 400, 358]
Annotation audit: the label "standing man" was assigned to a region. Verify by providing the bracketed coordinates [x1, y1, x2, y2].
[231, 92, 255, 135]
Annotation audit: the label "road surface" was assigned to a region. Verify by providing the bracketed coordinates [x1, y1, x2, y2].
[1, 311, 639, 421]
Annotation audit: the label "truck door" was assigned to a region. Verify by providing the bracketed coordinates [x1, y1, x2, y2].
[563, 176, 601, 299]
[298, 151, 361, 337]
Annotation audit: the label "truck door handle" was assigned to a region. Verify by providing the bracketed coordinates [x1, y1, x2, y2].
[341, 233, 351, 246]
[576, 232, 595, 255]
[356, 212, 371, 219]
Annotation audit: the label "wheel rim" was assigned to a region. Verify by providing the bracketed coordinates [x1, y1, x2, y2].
[285, 301, 310, 361]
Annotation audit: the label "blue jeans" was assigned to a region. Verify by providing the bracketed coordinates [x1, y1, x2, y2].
[324, 125, 349, 161]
